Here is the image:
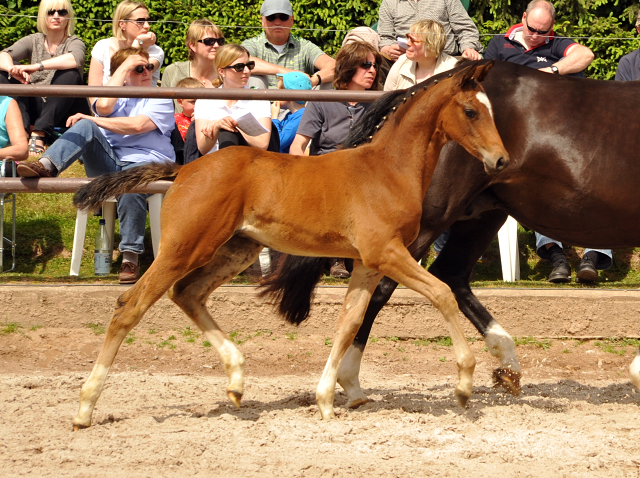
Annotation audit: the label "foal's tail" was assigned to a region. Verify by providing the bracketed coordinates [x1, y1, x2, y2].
[258, 255, 326, 325]
[73, 163, 180, 212]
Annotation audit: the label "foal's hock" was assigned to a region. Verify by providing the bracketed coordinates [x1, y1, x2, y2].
[71, 61, 507, 429]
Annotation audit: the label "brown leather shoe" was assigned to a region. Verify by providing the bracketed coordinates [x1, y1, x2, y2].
[17, 160, 55, 178]
[119, 261, 140, 284]
[330, 259, 350, 278]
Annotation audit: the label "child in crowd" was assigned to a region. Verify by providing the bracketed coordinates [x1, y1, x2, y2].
[271, 72, 312, 154]
[174, 77, 203, 140]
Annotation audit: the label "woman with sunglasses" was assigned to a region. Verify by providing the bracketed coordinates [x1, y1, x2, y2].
[0, 0, 89, 156]
[289, 41, 381, 278]
[194, 44, 272, 155]
[17, 48, 176, 284]
[384, 20, 458, 91]
[88, 0, 163, 89]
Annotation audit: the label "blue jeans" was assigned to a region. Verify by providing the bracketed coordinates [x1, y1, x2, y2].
[42, 119, 151, 254]
[535, 232, 612, 270]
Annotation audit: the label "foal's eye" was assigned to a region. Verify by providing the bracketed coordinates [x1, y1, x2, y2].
[464, 109, 477, 119]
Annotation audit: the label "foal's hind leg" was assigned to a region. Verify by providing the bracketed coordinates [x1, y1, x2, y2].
[73, 255, 194, 430]
[371, 241, 476, 407]
[168, 235, 263, 407]
[316, 261, 383, 419]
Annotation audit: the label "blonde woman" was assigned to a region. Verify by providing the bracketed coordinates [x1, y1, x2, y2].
[0, 0, 88, 156]
[194, 44, 272, 156]
[384, 20, 459, 91]
[88, 0, 163, 87]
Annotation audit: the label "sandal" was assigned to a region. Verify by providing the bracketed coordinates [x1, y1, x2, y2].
[28, 134, 46, 157]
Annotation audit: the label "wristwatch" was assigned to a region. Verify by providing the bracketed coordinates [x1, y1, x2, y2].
[38, 62, 44, 71]
[550, 65, 559, 74]
[137, 39, 144, 47]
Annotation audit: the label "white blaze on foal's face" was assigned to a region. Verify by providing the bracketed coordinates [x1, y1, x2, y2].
[475, 91, 493, 119]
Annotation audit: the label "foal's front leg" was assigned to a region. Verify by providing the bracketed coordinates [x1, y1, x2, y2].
[316, 261, 383, 419]
[375, 242, 476, 407]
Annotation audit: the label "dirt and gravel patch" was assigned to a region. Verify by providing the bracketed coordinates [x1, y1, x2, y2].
[1, 321, 640, 477]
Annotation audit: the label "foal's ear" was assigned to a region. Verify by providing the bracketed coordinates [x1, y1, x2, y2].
[456, 60, 495, 90]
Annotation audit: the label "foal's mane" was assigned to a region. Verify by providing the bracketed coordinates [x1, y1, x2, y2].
[342, 59, 473, 149]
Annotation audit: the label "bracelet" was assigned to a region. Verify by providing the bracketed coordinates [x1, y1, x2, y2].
[315, 73, 322, 85]
[38, 62, 44, 71]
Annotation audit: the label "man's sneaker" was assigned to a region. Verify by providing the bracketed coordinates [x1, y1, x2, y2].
[330, 259, 350, 278]
[16, 160, 55, 178]
[119, 261, 140, 284]
[576, 251, 598, 283]
[548, 251, 571, 283]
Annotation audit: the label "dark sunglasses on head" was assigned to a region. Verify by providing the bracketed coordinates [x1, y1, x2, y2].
[265, 13, 290, 22]
[128, 17, 152, 26]
[524, 19, 550, 35]
[359, 61, 379, 71]
[133, 63, 154, 74]
[198, 37, 225, 47]
[223, 61, 256, 72]
[47, 8, 68, 16]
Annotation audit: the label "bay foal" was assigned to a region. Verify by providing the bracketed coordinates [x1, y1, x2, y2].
[71, 61, 507, 429]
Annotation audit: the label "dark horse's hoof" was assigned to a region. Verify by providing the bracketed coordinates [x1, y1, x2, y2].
[492, 368, 521, 396]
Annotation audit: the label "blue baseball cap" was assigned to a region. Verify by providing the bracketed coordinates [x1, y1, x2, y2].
[276, 71, 312, 90]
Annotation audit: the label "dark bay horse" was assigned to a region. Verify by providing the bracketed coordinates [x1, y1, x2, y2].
[69, 62, 507, 429]
[262, 59, 640, 409]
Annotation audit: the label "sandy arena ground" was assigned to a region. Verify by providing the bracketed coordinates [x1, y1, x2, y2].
[2, 316, 640, 477]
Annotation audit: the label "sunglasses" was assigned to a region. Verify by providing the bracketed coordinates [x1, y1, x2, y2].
[223, 61, 256, 72]
[133, 63, 154, 74]
[128, 17, 152, 26]
[198, 37, 225, 47]
[265, 13, 290, 22]
[406, 34, 424, 44]
[359, 61, 379, 71]
[47, 8, 68, 16]
[524, 19, 550, 35]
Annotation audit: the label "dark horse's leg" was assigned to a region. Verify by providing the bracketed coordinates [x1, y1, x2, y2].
[337, 209, 520, 406]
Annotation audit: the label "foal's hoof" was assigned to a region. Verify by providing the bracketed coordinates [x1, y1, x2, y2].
[454, 388, 471, 408]
[227, 390, 243, 408]
[492, 368, 521, 396]
[347, 397, 371, 409]
[72, 422, 89, 431]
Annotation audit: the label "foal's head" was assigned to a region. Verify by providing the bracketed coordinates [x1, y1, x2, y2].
[437, 61, 509, 174]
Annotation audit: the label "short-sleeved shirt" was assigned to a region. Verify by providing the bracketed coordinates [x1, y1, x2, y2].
[0, 96, 12, 148]
[193, 93, 272, 154]
[272, 108, 305, 153]
[484, 24, 579, 73]
[615, 48, 640, 81]
[2, 33, 85, 84]
[296, 101, 370, 156]
[242, 32, 325, 88]
[377, 0, 483, 55]
[91, 38, 164, 86]
[92, 97, 176, 164]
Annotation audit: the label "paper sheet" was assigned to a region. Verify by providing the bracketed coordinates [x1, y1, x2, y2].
[234, 112, 269, 136]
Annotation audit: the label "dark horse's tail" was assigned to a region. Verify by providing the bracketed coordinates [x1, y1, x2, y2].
[73, 163, 180, 212]
[258, 255, 326, 325]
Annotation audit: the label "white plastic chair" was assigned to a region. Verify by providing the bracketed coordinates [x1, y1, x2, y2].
[69, 193, 163, 276]
[497, 215, 520, 282]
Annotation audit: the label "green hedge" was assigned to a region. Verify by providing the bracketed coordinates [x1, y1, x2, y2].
[2, 0, 640, 80]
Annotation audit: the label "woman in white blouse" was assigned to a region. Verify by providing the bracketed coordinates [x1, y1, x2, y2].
[194, 44, 272, 156]
[384, 20, 459, 91]
[88, 0, 163, 89]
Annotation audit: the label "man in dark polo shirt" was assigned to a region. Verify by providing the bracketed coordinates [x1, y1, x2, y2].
[485, 0, 612, 284]
[484, 0, 593, 76]
[615, 10, 640, 81]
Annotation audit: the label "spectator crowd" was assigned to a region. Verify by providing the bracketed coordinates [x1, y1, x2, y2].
[1, 0, 637, 284]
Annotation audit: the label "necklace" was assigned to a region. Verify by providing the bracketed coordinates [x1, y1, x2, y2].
[44, 37, 59, 56]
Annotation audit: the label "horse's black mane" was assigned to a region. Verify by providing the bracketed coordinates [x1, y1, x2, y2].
[342, 59, 474, 149]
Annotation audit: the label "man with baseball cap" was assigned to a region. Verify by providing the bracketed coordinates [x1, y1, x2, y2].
[242, 0, 335, 88]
